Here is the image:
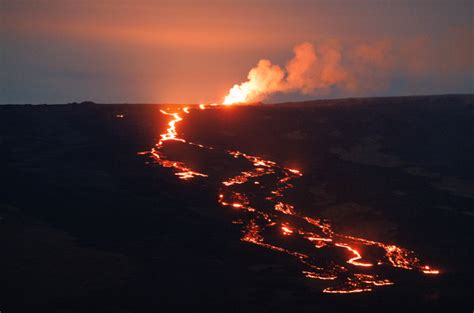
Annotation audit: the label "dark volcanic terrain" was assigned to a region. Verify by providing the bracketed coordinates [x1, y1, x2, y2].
[1, 94, 473, 313]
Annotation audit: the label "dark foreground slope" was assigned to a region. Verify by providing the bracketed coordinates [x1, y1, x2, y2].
[0, 94, 473, 313]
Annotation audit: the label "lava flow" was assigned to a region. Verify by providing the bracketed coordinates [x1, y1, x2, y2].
[137, 108, 208, 180]
[140, 103, 439, 294]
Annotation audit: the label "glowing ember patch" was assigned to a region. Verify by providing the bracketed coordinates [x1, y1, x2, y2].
[242, 220, 264, 243]
[199, 104, 206, 110]
[274, 202, 295, 215]
[281, 225, 294, 235]
[288, 168, 301, 175]
[323, 287, 372, 294]
[175, 170, 208, 180]
[307, 236, 332, 242]
[303, 271, 337, 280]
[354, 274, 394, 286]
[421, 265, 440, 275]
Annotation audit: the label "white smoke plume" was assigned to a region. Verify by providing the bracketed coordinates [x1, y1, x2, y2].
[223, 41, 389, 104]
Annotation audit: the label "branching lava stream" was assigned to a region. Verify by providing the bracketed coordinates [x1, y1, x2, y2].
[140, 104, 439, 294]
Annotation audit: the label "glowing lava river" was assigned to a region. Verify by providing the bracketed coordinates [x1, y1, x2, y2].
[139, 104, 439, 294]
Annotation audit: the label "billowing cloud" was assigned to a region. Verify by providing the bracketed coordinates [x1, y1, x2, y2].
[224, 32, 473, 104]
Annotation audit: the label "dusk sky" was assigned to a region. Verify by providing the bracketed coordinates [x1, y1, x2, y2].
[1, 0, 472, 104]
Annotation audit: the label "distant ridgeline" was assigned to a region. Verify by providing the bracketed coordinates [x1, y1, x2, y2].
[68, 101, 99, 107]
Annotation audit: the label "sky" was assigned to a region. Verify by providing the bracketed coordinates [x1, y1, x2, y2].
[1, 0, 472, 104]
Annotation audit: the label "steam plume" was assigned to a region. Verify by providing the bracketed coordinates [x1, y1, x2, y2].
[223, 41, 387, 104]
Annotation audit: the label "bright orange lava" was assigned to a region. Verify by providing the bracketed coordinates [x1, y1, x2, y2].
[141, 107, 208, 180]
[140, 103, 440, 294]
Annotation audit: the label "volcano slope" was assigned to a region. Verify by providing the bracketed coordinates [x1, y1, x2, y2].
[0, 94, 472, 312]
